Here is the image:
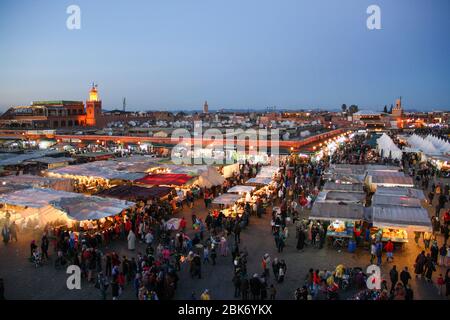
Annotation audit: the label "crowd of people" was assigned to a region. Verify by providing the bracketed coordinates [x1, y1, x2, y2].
[2, 128, 450, 301]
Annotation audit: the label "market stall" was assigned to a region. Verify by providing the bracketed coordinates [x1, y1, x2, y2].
[223, 163, 240, 178]
[227, 185, 256, 194]
[322, 182, 364, 193]
[50, 196, 134, 221]
[316, 190, 366, 204]
[211, 193, 244, 218]
[374, 186, 425, 200]
[0, 174, 74, 192]
[369, 205, 432, 243]
[134, 173, 194, 186]
[310, 201, 366, 249]
[366, 174, 414, 189]
[95, 185, 173, 201]
[47, 161, 147, 193]
[0, 187, 134, 230]
[24, 156, 75, 170]
[194, 167, 225, 188]
[245, 177, 273, 185]
[212, 193, 242, 206]
[372, 194, 422, 208]
[257, 165, 280, 178]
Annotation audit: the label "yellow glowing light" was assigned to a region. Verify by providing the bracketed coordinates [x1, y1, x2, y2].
[89, 88, 99, 102]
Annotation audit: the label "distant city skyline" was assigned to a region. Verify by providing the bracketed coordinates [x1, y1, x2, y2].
[0, 0, 449, 112]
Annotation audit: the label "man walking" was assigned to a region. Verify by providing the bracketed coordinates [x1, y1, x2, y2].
[400, 267, 411, 287]
[389, 265, 399, 292]
[9, 222, 18, 242]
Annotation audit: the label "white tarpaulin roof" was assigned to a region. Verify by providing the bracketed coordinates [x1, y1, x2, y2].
[15, 205, 73, 228]
[223, 163, 240, 178]
[369, 175, 414, 187]
[310, 202, 365, 222]
[0, 175, 74, 192]
[257, 166, 280, 178]
[0, 188, 134, 221]
[0, 188, 80, 208]
[51, 196, 134, 221]
[212, 193, 242, 206]
[371, 206, 432, 232]
[227, 185, 256, 193]
[375, 186, 425, 200]
[0, 150, 62, 166]
[316, 191, 366, 203]
[246, 177, 273, 185]
[48, 161, 146, 181]
[372, 194, 422, 207]
[322, 182, 364, 193]
[196, 166, 225, 188]
[162, 164, 208, 176]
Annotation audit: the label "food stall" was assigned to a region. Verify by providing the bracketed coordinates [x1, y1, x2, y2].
[369, 203, 432, 245]
[47, 161, 147, 193]
[0, 174, 74, 192]
[245, 177, 273, 186]
[96, 185, 173, 201]
[310, 201, 366, 249]
[0, 187, 134, 231]
[211, 193, 243, 218]
[134, 173, 194, 186]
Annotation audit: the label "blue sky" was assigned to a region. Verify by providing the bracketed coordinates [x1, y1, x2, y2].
[0, 0, 449, 111]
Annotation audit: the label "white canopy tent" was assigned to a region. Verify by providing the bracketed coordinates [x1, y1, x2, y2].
[425, 135, 450, 154]
[227, 185, 256, 194]
[47, 161, 146, 181]
[0, 188, 134, 227]
[376, 133, 403, 160]
[212, 193, 242, 206]
[223, 163, 240, 178]
[406, 134, 441, 156]
[257, 166, 280, 178]
[246, 177, 273, 185]
[0, 175, 74, 192]
[51, 196, 134, 221]
[195, 166, 225, 188]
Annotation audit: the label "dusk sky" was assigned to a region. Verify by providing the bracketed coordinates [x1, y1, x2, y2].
[0, 0, 449, 112]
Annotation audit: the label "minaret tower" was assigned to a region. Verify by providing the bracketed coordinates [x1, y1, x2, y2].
[203, 101, 209, 114]
[86, 82, 102, 126]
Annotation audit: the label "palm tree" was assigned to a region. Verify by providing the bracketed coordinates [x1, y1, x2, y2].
[349, 105, 359, 114]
